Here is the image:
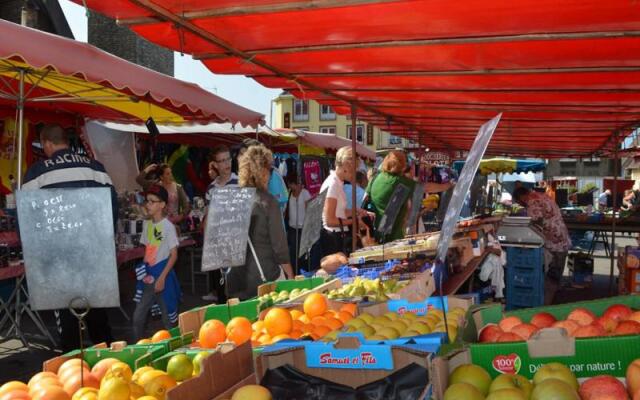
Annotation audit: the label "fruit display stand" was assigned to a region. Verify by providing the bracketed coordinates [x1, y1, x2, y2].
[179, 298, 263, 337]
[255, 335, 436, 399]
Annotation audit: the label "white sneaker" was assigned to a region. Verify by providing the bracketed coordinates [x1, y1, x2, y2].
[202, 293, 218, 302]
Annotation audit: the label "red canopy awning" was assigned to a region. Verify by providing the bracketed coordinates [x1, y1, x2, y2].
[0, 19, 264, 126]
[73, 0, 640, 156]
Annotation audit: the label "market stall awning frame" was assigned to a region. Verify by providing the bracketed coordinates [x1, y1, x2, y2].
[453, 158, 546, 176]
[73, 0, 640, 158]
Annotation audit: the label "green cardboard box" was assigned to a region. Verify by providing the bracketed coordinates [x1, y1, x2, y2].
[431, 295, 640, 399]
[45, 342, 166, 372]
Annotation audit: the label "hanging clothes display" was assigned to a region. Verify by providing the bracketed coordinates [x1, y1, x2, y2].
[302, 158, 323, 196]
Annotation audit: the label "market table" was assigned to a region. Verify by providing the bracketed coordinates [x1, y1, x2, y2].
[116, 237, 197, 267]
[564, 220, 640, 257]
[438, 251, 490, 296]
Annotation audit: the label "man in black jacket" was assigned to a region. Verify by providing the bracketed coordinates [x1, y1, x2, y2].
[23, 124, 117, 352]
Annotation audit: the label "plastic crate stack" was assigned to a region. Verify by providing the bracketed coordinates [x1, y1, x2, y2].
[334, 259, 401, 285]
[505, 247, 544, 310]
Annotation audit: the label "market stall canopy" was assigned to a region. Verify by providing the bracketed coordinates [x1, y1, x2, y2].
[0, 19, 264, 126]
[274, 128, 376, 160]
[75, 0, 640, 157]
[453, 158, 546, 176]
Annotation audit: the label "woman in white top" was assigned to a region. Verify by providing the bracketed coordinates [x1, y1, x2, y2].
[320, 146, 372, 259]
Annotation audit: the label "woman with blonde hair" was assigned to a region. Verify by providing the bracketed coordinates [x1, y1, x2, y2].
[319, 146, 372, 262]
[225, 144, 293, 300]
[364, 150, 416, 242]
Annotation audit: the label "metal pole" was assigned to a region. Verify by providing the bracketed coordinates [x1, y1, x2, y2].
[610, 132, 619, 294]
[16, 69, 25, 189]
[351, 104, 358, 252]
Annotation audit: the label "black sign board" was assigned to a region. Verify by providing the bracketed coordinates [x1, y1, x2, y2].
[16, 188, 119, 310]
[298, 190, 327, 258]
[378, 183, 412, 237]
[202, 187, 257, 271]
[405, 184, 425, 235]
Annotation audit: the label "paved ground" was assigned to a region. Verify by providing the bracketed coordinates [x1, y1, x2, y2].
[0, 234, 634, 384]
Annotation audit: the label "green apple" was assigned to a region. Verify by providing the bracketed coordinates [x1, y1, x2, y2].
[408, 321, 431, 335]
[192, 351, 210, 376]
[359, 325, 375, 338]
[490, 374, 532, 399]
[377, 327, 400, 340]
[487, 388, 527, 400]
[384, 312, 399, 321]
[531, 378, 579, 400]
[444, 383, 484, 400]
[346, 318, 366, 329]
[388, 321, 408, 335]
[359, 313, 375, 324]
[372, 315, 391, 326]
[449, 364, 492, 395]
[533, 363, 579, 391]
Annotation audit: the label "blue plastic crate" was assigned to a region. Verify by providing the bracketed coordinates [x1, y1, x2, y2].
[505, 247, 543, 271]
[507, 267, 543, 288]
[334, 259, 402, 284]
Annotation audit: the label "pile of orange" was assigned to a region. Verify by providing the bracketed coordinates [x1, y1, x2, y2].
[251, 294, 357, 346]
[199, 317, 254, 348]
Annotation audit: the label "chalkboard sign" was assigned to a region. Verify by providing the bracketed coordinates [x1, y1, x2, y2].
[299, 190, 327, 258]
[378, 183, 411, 237]
[436, 114, 501, 262]
[16, 188, 119, 310]
[202, 187, 256, 271]
[405, 184, 425, 235]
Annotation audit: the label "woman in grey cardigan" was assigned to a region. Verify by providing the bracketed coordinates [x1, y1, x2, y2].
[226, 144, 293, 300]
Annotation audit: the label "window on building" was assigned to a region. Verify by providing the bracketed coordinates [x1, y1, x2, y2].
[346, 125, 364, 144]
[293, 99, 309, 121]
[319, 104, 336, 120]
[559, 160, 577, 176]
[319, 126, 336, 134]
[388, 135, 402, 145]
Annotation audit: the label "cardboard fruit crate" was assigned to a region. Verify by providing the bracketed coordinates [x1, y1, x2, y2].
[432, 332, 640, 400]
[179, 298, 263, 337]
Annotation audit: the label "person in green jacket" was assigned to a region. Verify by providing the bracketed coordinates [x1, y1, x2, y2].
[364, 150, 416, 242]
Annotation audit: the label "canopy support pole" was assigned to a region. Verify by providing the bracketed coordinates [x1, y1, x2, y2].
[351, 103, 358, 252]
[609, 131, 619, 295]
[16, 68, 25, 189]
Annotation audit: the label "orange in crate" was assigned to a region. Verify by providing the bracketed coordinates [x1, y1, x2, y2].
[303, 293, 328, 318]
[198, 319, 227, 348]
[264, 308, 293, 336]
[226, 317, 253, 346]
[151, 329, 172, 343]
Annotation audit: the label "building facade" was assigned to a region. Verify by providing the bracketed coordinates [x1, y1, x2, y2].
[273, 92, 414, 151]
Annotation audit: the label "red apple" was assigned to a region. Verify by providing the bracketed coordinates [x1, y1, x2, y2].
[627, 311, 640, 324]
[533, 362, 579, 391]
[497, 332, 524, 342]
[603, 304, 633, 322]
[567, 308, 597, 326]
[530, 312, 557, 329]
[531, 378, 579, 400]
[511, 323, 538, 340]
[596, 316, 619, 333]
[573, 323, 606, 338]
[487, 388, 528, 400]
[579, 375, 628, 400]
[489, 373, 533, 399]
[444, 383, 485, 400]
[449, 364, 492, 395]
[499, 316, 523, 333]
[614, 320, 640, 336]
[552, 320, 579, 336]
[479, 323, 503, 343]
[627, 358, 640, 397]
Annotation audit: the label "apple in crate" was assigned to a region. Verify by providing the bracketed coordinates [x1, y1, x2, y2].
[552, 320, 579, 336]
[530, 312, 557, 329]
[486, 388, 528, 400]
[596, 316, 619, 333]
[496, 332, 524, 342]
[511, 323, 538, 340]
[531, 378, 579, 400]
[478, 324, 503, 343]
[614, 320, 640, 336]
[603, 304, 633, 322]
[567, 308, 596, 326]
[449, 364, 492, 395]
[498, 316, 522, 333]
[573, 324, 606, 338]
[533, 362, 579, 391]
[579, 375, 628, 400]
[444, 383, 484, 400]
[627, 358, 640, 397]
[489, 373, 533, 399]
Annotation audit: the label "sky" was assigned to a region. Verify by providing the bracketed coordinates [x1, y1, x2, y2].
[59, 0, 281, 125]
